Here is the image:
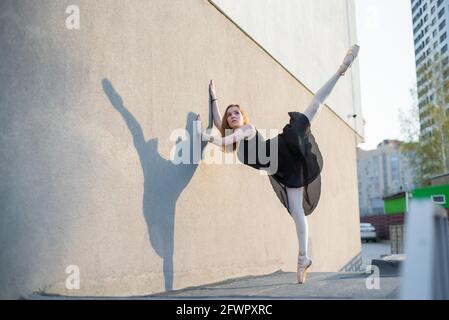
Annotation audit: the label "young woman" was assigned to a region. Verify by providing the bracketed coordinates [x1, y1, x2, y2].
[196, 45, 360, 284]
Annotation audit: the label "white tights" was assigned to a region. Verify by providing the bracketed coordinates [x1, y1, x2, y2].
[287, 71, 341, 259]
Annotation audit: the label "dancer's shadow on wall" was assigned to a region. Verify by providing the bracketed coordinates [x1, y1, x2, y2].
[102, 78, 208, 291]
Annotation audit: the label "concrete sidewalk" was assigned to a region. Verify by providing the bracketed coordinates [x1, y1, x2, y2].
[147, 270, 400, 300]
[29, 271, 400, 300]
[29, 242, 401, 300]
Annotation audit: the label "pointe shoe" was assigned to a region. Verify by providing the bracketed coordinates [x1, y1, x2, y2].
[339, 44, 360, 76]
[297, 257, 312, 284]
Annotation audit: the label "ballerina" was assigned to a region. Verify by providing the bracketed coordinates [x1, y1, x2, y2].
[196, 45, 360, 284]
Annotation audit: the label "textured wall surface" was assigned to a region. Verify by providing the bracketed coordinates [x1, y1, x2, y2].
[210, 0, 363, 137]
[0, 0, 361, 298]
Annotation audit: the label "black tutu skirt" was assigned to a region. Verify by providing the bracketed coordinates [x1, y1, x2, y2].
[237, 111, 323, 216]
[269, 112, 323, 216]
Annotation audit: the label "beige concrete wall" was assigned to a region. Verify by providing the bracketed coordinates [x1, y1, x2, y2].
[210, 0, 364, 138]
[0, 0, 361, 298]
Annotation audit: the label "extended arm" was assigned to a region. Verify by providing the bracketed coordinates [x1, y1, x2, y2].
[203, 125, 256, 147]
[196, 118, 256, 147]
[211, 99, 222, 129]
[209, 80, 222, 129]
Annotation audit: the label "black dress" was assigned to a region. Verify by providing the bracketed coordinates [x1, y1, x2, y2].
[236, 111, 323, 216]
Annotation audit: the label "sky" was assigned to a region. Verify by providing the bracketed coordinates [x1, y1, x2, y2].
[354, 0, 417, 150]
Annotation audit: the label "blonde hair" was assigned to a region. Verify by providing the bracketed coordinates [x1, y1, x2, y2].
[220, 104, 250, 152]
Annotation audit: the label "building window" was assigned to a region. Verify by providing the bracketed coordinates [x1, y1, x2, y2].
[438, 7, 445, 19]
[434, 29, 438, 37]
[440, 32, 447, 42]
[391, 155, 400, 186]
[382, 153, 388, 194]
[439, 20, 446, 31]
[413, 0, 421, 13]
[442, 44, 448, 54]
[432, 6, 436, 14]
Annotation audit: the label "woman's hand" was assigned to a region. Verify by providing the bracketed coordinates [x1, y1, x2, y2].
[209, 80, 216, 99]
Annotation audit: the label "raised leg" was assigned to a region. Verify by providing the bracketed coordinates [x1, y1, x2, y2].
[303, 44, 360, 123]
[303, 72, 341, 123]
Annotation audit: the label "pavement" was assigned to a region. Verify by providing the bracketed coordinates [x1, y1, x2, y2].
[30, 270, 401, 300]
[147, 270, 400, 300]
[146, 241, 400, 300]
[30, 242, 401, 300]
[360, 241, 392, 269]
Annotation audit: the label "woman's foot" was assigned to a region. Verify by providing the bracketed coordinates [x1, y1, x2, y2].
[297, 256, 312, 284]
[338, 44, 360, 76]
